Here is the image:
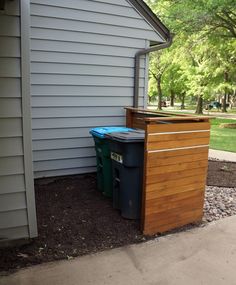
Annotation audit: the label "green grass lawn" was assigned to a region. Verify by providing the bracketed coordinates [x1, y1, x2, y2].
[210, 118, 236, 152]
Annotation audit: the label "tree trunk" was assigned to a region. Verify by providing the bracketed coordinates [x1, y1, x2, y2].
[222, 71, 228, 113]
[222, 96, 227, 112]
[170, 89, 175, 107]
[180, 93, 185, 109]
[157, 76, 162, 110]
[195, 95, 203, 114]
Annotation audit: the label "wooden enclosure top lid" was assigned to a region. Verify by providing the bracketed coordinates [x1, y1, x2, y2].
[125, 107, 214, 123]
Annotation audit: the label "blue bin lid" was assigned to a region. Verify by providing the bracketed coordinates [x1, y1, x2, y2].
[90, 127, 133, 138]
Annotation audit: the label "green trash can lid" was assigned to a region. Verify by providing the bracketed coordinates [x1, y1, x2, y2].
[90, 127, 133, 138]
[105, 130, 145, 143]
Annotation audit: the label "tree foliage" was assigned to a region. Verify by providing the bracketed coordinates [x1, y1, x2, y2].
[146, 0, 236, 113]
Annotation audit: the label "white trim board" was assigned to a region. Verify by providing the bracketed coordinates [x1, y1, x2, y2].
[20, 0, 38, 238]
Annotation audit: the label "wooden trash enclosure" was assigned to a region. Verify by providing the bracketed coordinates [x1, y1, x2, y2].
[125, 107, 211, 235]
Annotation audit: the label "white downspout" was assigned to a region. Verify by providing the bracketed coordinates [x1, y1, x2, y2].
[133, 37, 173, 108]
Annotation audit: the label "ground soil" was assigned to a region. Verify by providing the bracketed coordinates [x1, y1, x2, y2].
[207, 160, 236, 188]
[0, 160, 235, 273]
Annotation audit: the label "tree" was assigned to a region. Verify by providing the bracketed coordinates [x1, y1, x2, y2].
[149, 50, 170, 110]
[145, 0, 236, 114]
[146, 0, 236, 38]
[209, 39, 236, 112]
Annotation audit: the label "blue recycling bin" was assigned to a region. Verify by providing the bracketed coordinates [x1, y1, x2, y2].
[90, 127, 132, 197]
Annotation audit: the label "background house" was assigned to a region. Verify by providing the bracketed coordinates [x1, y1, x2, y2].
[0, 0, 170, 243]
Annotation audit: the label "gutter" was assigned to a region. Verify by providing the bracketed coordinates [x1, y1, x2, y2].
[133, 36, 173, 108]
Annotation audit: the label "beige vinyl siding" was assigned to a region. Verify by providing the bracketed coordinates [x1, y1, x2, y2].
[30, 0, 164, 177]
[0, 175, 26, 194]
[0, 118, 22, 137]
[0, 192, 27, 212]
[0, 1, 29, 241]
[0, 210, 28, 229]
[0, 226, 29, 241]
[0, 98, 22, 117]
[0, 78, 22, 97]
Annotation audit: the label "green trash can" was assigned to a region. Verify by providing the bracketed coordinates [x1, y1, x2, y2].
[90, 127, 132, 197]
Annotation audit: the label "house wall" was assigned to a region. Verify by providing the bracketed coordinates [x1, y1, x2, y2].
[0, 0, 37, 242]
[30, 0, 164, 178]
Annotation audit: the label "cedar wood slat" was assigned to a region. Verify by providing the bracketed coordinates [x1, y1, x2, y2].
[125, 108, 212, 235]
[147, 122, 211, 133]
[148, 131, 210, 142]
[146, 181, 206, 200]
[146, 167, 207, 185]
[145, 190, 205, 215]
[146, 149, 209, 167]
[146, 172, 207, 189]
[147, 137, 210, 151]
[145, 208, 203, 233]
[146, 160, 208, 176]
[132, 116, 147, 130]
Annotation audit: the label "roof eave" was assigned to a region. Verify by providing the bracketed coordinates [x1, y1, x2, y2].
[128, 0, 171, 42]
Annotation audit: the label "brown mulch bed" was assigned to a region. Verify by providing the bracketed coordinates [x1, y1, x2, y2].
[207, 160, 236, 188]
[0, 160, 235, 273]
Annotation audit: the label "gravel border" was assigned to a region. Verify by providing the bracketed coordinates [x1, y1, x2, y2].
[204, 186, 236, 223]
